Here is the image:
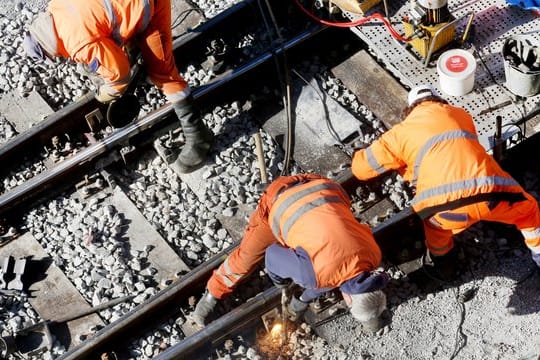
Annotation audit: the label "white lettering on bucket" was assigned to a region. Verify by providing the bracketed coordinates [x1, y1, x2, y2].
[446, 55, 468, 73]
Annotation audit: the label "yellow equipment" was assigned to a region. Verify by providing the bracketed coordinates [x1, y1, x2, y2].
[330, 0, 382, 15]
[403, 0, 456, 58]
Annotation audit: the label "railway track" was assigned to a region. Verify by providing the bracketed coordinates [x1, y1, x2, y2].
[0, 1, 381, 358]
[0, 0, 329, 220]
[1, 0, 540, 359]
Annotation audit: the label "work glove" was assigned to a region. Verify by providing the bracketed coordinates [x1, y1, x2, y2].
[531, 252, 540, 269]
[95, 86, 120, 104]
[285, 295, 309, 322]
[76, 62, 107, 94]
[191, 290, 218, 326]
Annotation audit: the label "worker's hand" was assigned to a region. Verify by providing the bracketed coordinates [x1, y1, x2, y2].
[191, 290, 218, 326]
[352, 140, 369, 151]
[95, 86, 120, 104]
[285, 295, 308, 322]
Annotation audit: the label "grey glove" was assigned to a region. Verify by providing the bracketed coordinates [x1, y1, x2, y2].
[95, 85, 120, 104]
[285, 295, 309, 322]
[192, 290, 218, 326]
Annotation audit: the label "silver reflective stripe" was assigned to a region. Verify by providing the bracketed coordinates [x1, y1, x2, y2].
[412, 176, 520, 206]
[271, 182, 347, 239]
[139, 0, 152, 33]
[166, 88, 192, 103]
[412, 130, 477, 187]
[522, 227, 540, 241]
[366, 147, 387, 176]
[102, 0, 122, 44]
[216, 258, 242, 287]
[281, 196, 345, 239]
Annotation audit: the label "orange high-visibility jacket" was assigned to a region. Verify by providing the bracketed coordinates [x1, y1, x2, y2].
[48, 0, 187, 96]
[268, 178, 382, 288]
[352, 101, 525, 215]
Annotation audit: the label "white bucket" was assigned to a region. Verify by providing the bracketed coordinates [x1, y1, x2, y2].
[437, 49, 476, 96]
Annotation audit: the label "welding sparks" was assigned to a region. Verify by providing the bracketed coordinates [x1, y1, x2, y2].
[270, 322, 283, 339]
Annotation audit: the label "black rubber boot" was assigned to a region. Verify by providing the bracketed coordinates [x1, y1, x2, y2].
[171, 100, 214, 174]
[423, 248, 458, 282]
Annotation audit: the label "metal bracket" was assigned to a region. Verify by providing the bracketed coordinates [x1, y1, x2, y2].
[7, 258, 26, 290]
[309, 290, 342, 314]
[153, 138, 178, 164]
[261, 308, 281, 333]
[74, 173, 112, 203]
[85, 108, 104, 133]
[0, 257, 11, 289]
[424, 12, 474, 67]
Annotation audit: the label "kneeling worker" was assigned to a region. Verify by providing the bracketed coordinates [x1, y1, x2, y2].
[192, 173, 389, 330]
[351, 84, 540, 279]
[23, 0, 214, 173]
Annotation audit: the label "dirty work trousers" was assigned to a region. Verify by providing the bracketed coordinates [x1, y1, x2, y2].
[424, 192, 540, 256]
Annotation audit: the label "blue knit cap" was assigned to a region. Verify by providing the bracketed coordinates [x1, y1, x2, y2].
[339, 271, 390, 295]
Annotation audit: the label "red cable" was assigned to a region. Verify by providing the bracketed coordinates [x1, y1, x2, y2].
[293, 0, 412, 42]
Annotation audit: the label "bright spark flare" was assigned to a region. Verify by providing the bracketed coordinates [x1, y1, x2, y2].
[270, 322, 283, 338]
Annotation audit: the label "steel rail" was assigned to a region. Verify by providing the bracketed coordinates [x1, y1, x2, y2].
[0, 104, 172, 217]
[0, 93, 100, 168]
[0, 24, 325, 218]
[155, 287, 281, 360]
[0, 0, 265, 168]
[145, 135, 540, 358]
[57, 166, 423, 359]
[58, 246, 233, 360]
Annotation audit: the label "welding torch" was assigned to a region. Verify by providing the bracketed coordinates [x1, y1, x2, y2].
[280, 286, 289, 343]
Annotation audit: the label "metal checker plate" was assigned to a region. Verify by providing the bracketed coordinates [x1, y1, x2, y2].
[345, 0, 540, 138]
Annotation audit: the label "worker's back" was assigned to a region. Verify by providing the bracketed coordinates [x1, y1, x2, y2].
[269, 178, 381, 288]
[353, 100, 524, 213]
[49, 0, 153, 57]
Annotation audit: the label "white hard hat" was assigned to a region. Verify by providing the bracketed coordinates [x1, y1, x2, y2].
[349, 290, 387, 322]
[407, 84, 440, 106]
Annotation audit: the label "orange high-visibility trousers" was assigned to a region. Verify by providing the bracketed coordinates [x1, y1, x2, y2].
[424, 192, 540, 256]
[136, 0, 188, 96]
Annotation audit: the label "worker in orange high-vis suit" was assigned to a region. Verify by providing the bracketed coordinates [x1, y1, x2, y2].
[22, 0, 213, 174]
[191, 174, 389, 331]
[352, 84, 540, 279]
